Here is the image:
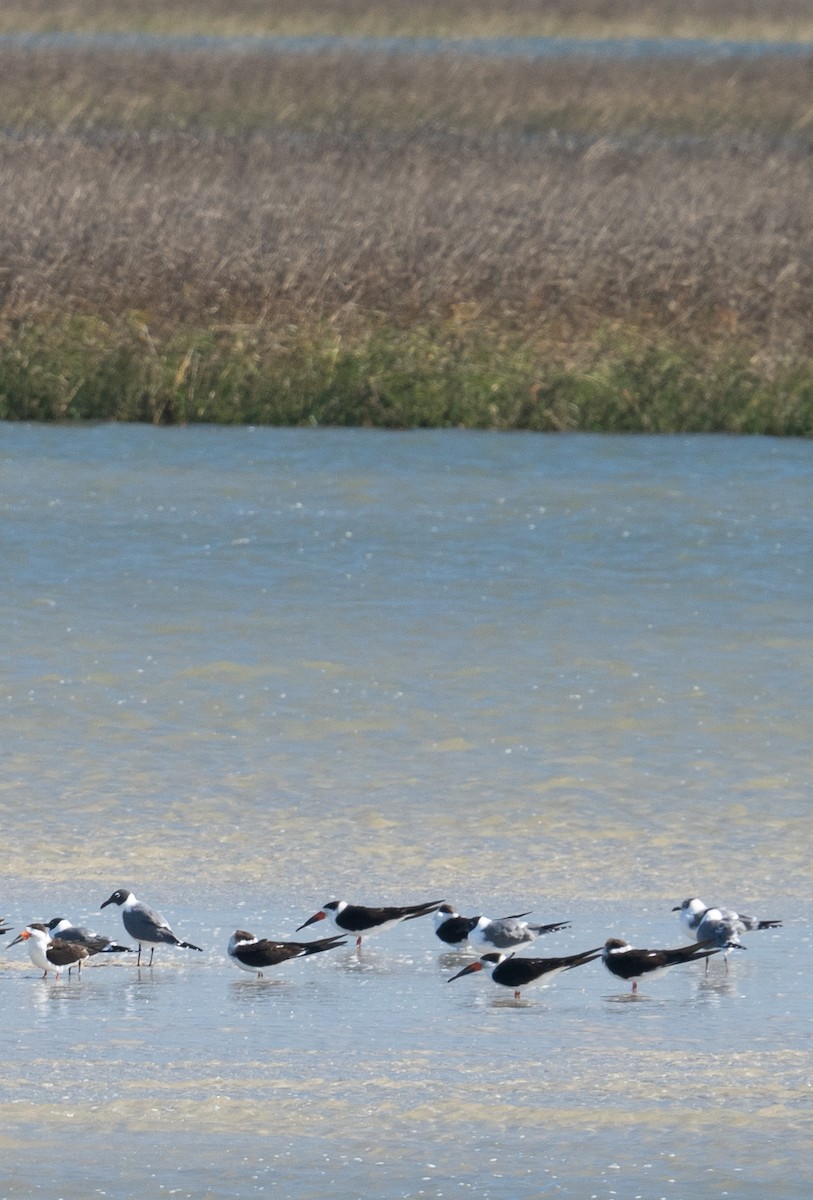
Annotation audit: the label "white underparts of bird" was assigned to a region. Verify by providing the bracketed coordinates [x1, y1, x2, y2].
[227, 930, 347, 977]
[601, 937, 720, 992]
[48, 917, 133, 956]
[673, 897, 782, 950]
[296, 899, 444, 948]
[8, 924, 89, 980]
[101, 889, 203, 966]
[448, 947, 603, 1000]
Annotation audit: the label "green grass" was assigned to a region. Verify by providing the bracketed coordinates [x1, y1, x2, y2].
[2, 316, 812, 434]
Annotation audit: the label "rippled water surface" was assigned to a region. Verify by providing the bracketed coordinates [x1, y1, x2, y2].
[2, 32, 813, 59]
[1, 426, 810, 1198]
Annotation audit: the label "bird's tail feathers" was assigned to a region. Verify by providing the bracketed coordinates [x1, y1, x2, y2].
[403, 901, 445, 921]
[303, 935, 348, 955]
[565, 948, 603, 968]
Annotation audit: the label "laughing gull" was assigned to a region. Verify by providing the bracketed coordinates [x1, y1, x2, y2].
[296, 899, 443, 948]
[470, 912, 571, 952]
[101, 889, 202, 966]
[48, 917, 133, 956]
[228, 929, 347, 977]
[448, 946, 602, 1000]
[673, 897, 782, 952]
[601, 937, 720, 992]
[8, 923, 88, 980]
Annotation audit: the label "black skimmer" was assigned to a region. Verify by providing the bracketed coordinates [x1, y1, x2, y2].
[296, 898, 443, 948]
[0, 919, 11, 936]
[470, 913, 571, 952]
[101, 889, 202, 966]
[8, 923, 89, 980]
[433, 905, 481, 948]
[448, 946, 602, 1000]
[227, 929, 347, 977]
[48, 917, 133, 956]
[673, 897, 782, 952]
[601, 937, 720, 992]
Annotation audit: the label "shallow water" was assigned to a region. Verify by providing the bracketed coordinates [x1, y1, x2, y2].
[1, 31, 813, 60]
[1, 427, 810, 1198]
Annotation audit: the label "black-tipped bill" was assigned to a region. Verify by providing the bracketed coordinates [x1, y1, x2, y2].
[295, 910, 325, 932]
[448, 961, 484, 983]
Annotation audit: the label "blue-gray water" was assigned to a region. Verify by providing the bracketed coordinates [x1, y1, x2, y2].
[0, 31, 812, 59]
[1, 427, 810, 1199]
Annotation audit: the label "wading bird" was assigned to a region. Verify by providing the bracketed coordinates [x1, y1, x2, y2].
[9, 924, 88, 980]
[101, 889, 202, 966]
[601, 936, 720, 992]
[227, 929, 346, 977]
[449, 946, 602, 1000]
[297, 898, 443, 949]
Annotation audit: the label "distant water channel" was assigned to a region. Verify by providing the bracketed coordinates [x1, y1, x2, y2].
[1, 30, 813, 60]
[1, 426, 811, 1199]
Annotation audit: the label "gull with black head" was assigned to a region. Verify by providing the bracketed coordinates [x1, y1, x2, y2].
[101, 889, 202, 966]
[673, 897, 782, 957]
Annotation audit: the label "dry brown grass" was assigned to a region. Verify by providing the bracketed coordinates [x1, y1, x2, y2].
[2, 0, 813, 39]
[0, 45, 810, 358]
[1, 39, 812, 429]
[2, 122, 811, 357]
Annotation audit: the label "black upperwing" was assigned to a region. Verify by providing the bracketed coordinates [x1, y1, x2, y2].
[436, 914, 479, 944]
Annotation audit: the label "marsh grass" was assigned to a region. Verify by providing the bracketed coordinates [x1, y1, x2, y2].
[3, 122, 811, 349]
[3, 49, 813, 138]
[3, 316, 812, 433]
[1, 40, 812, 431]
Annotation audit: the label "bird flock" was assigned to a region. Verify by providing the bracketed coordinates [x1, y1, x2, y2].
[3, 891, 782, 999]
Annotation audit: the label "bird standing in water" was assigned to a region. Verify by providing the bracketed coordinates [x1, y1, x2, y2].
[9, 924, 89, 980]
[101, 889, 202, 966]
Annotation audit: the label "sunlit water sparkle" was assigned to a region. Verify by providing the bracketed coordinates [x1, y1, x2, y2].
[1, 426, 810, 1199]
